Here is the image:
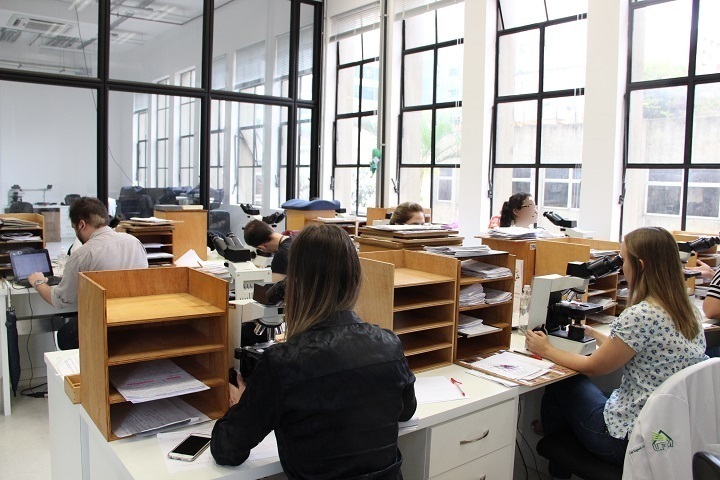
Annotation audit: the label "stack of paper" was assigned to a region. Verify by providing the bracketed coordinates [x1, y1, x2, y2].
[486, 227, 559, 240]
[459, 284, 486, 307]
[129, 217, 176, 225]
[484, 288, 512, 304]
[458, 314, 501, 337]
[110, 359, 209, 404]
[0, 217, 40, 228]
[470, 351, 552, 381]
[368, 224, 446, 231]
[423, 245, 492, 257]
[590, 249, 620, 258]
[414, 376, 466, 404]
[112, 397, 210, 438]
[461, 260, 512, 278]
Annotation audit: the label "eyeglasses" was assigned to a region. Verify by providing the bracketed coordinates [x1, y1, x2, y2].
[520, 204, 537, 209]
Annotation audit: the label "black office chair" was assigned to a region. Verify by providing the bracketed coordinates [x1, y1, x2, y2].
[8, 201, 33, 213]
[536, 428, 623, 480]
[694, 452, 720, 480]
[63, 194, 81, 206]
[208, 209, 231, 237]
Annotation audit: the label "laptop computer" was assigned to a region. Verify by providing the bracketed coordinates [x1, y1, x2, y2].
[9, 249, 62, 288]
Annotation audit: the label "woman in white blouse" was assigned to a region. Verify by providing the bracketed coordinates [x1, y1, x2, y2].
[526, 226, 707, 474]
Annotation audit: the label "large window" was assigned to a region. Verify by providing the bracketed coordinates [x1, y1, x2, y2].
[398, 3, 465, 225]
[332, 30, 380, 215]
[178, 69, 197, 187]
[491, 0, 588, 229]
[133, 94, 149, 187]
[623, 0, 720, 233]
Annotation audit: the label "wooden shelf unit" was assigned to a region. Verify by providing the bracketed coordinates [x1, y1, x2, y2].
[455, 252, 515, 361]
[154, 209, 207, 261]
[0, 213, 45, 276]
[535, 237, 620, 316]
[356, 250, 458, 373]
[78, 267, 228, 441]
[117, 226, 175, 267]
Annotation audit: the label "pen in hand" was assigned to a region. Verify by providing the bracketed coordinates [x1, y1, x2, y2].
[450, 377, 465, 397]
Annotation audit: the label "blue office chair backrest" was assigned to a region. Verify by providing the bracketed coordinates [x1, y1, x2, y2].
[8, 202, 33, 213]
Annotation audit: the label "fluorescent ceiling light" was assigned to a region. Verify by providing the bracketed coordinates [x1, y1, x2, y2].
[111, 5, 193, 25]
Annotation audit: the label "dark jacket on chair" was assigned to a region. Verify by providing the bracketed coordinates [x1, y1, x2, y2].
[211, 310, 417, 480]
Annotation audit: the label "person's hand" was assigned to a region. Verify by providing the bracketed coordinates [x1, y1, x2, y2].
[691, 260, 715, 280]
[583, 325, 598, 339]
[229, 374, 246, 407]
[525, 329, 552, 357]
[27, 272, 48, 288]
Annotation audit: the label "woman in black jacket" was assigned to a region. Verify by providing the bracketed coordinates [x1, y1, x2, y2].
[211, 224, 417, 479]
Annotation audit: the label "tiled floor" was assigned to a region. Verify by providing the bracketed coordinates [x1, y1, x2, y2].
[0, 382, 51, 479]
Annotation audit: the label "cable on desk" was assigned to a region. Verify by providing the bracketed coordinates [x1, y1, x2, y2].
[515, 439, 529, 480]
[20, 292, 47, 398]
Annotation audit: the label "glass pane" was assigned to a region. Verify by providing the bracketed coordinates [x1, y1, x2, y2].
[363, 30, 380, 60]
[361, 61, 380, 112]
[401, 110, 433, 165]
[544, 20, 587, 91]
[540, 96, 585, 164]
[399, 167, 431, 211]
[432, 168, 459, 225]
[687, 170, 720, 221]
[436, 45, 464, 103]
[296, 110, 312, 199]
[631, 0, 692, 82]
[498, 0, 546, 29]
[691, 83, 720, 164]
[404, 50, 435, 107]
[622, 169, 683, 233]
[234, 41, 266, 92]
[696, 0, 720, 75]
[404, 10, 436, 49]
[298, 5, 316, 101]
[435, 108, 462, 165]
[495, 100, 538, 164]
[628, 87, 687, 164]
[336, 118, 359, 166]
[273, 0, 293, 97]
[360, 115, 379, 168]
[491, 168, 537, 226]
[337, 66, 360, 115]
[110, 0, 204, 85]
[498, 30, 540, 96]
[333, 167, 358, 214]
[0, 1, 99, 78]
[437, 3, 465, 43]
[339, 34, 362, 64]
[545, 0, 588, 20]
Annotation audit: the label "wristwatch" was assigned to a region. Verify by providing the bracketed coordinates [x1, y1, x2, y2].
[33, 279, 46, 288]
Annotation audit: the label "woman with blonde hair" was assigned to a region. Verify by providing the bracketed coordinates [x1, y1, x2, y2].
[211, 224, 417, 479]
[526, 226, 707, 475]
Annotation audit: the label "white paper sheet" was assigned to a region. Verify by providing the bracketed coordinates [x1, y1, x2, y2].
[470, 352, 545, 381]
[52, 350, 80, 378]
[414, 376, 467, 404]
[157, 427, 278, 474]
[110, 359, 209, 403]
[111, 397, 210, 438]
[175, 249, 204, 267]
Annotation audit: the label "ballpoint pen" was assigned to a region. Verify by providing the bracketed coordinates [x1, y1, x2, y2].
[450, 377, 465, 397]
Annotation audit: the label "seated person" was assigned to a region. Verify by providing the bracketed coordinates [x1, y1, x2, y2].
[493, 192, 537, 228]
[389, 202, 425, 225]
[689, 259, 720, 356]
[243, 219, 292, 281]
[526, 227, 707, 475]
[211, 224, 417, 477]
[28, 197, 148, 310]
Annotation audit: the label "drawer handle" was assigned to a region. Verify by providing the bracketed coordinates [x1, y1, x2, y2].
[459, 429, 490, 445]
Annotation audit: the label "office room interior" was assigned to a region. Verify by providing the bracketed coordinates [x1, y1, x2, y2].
[1, 0, 719, 479]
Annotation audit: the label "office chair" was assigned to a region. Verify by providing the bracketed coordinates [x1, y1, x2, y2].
[536, 428, 623, 480]
[694, 452, 720, 480]
[8, 201, 33, 213]
[208, 209, 231, 237]
[63, 194, 81, 206]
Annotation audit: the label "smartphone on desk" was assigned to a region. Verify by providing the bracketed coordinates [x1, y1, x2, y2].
[168, 433, 212, 462]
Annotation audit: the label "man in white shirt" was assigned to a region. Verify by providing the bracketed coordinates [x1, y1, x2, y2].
[28, 197, 148, 310]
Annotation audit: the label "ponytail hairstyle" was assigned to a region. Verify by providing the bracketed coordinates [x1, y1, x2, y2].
[284, 224, 361, 339]
[499, 192, 532, 227]
[624, 227, 701, 340]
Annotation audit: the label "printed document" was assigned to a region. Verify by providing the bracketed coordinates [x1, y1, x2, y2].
[415, 376, 466, 404]
[112, 397, 210, 438]
[110, 359, 209, 404]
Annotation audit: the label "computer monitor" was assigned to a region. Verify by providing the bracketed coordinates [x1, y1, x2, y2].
[9, 249, 54, 282]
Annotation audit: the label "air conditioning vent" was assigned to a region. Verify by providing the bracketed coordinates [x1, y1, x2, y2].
[8, 15, 72, 36]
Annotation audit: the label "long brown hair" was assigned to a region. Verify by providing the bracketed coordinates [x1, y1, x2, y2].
[284, 224, 361, 339]
[624, 227, 700, 340]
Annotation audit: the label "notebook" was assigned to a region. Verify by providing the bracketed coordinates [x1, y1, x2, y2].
[9, 249, 62, 288]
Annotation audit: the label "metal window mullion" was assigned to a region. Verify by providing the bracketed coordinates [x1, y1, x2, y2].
[534, 25, 546, 200]
[498, 12, 587, 37]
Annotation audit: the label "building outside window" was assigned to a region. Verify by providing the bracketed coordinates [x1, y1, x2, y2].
[133, 94, 149, 187]
[178, 69, 196, 187]
[155, 78, 170, 188]
[491, 0, 588, 229]
[622, 0, 720, 233]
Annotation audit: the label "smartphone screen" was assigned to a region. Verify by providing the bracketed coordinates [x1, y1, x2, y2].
[169, 434, 211, 460]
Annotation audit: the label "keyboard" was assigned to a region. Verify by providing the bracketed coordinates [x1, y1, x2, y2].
[14, 276, 62, 288]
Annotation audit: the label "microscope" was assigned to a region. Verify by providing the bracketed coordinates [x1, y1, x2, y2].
[528, 255, 623, 355]
[677, 236, 720, 263]
[543, 211, 594, 239]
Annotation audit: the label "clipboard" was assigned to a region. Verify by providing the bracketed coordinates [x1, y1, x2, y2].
[457, 350, 577, 387]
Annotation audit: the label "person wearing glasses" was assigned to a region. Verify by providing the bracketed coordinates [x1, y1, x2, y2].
[525, 227, 707, 475]
[493, 192, 538, 228]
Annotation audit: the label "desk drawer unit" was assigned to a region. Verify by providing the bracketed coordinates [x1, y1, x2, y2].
[429, 444, 513, 480]
[427, 399, 515, 478]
